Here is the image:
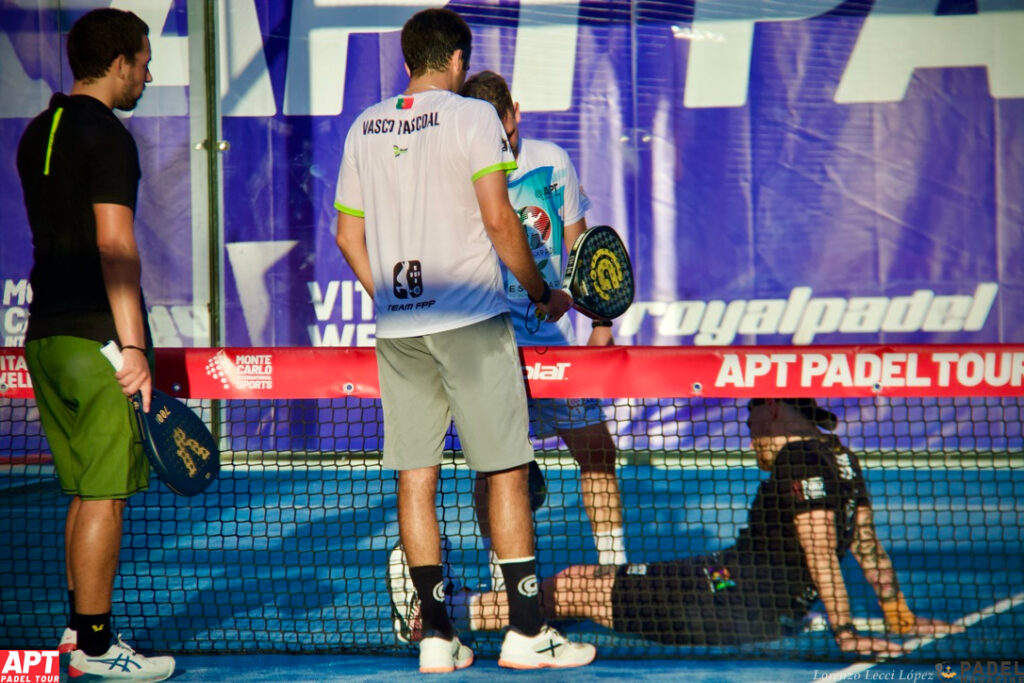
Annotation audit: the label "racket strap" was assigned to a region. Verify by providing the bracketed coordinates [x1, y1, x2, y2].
[527, 282, 551, 305]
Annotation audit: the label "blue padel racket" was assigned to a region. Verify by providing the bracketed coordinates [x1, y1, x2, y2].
[562, 225, 634, 320]
[101, 341, 219, 497]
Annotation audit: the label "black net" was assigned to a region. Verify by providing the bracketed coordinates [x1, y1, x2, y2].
[2, 388, 1022, 661]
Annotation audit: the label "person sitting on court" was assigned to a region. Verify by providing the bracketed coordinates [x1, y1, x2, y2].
[459, 70, 629, 585]
[399, 398, 963, 656]
[16, 8, 174, 681]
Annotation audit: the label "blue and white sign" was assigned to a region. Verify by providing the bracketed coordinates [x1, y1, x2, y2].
[1, 0, 1021, 349]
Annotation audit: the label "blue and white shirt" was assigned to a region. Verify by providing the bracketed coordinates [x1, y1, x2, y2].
[504, 138, 591, 346]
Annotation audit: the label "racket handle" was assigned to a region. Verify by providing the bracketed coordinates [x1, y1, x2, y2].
[100, 340, 125, 372]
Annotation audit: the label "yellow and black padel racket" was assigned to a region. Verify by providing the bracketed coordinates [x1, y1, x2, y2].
[562, 225, 634, 320]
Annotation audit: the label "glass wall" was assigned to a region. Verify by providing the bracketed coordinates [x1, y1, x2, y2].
[2, 1, 1020, 350]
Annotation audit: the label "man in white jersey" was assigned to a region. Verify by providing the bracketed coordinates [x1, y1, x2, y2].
[334, 8, 595, 674]
[459, 71, 629, 584]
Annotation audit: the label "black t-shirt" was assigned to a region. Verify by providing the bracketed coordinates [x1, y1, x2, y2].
[610, 436, 872, 645]
[17, 93, 146, 343]
[722, 435, 871, 615]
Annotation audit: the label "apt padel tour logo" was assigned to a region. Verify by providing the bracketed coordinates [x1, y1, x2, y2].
[0, 650, 59, 683]
[205, 349, 274, 390]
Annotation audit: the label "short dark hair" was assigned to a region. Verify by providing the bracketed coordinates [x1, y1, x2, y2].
[460, 70, 515, 119]
[401, 8, 472, 78]
[67, 8, 149, 82]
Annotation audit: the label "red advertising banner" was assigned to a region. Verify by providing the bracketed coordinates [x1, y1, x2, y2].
[3, 345, 1023, 400]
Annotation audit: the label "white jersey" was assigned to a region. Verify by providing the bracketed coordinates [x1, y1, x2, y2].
[505, 137, 592, 346]
[335, 90, 516, 338]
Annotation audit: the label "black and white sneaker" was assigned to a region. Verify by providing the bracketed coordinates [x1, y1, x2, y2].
[388, 541, 422, 643]
[388, 537, 460, 644]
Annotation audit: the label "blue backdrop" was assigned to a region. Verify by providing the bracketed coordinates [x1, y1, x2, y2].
[1, 0, 1021, 349]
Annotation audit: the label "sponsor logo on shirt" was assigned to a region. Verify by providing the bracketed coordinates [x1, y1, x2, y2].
[793, 476, 826, 501]
[518, 205, 551, 243]
[534, 182, 560, 200]
[835, 452, 855, 480]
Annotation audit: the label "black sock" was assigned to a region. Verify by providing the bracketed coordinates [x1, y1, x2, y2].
[77, 613, 112, 656]
[67, 590, 76, 631]
[409, 565, 454, 640]
[500, 557, 544, 636]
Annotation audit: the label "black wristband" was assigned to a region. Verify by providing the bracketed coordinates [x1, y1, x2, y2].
[121, 345, 147, 354]
[592, 319, 613, 328]
[529, 282, 552, 305]
[832, 623, 858, 639]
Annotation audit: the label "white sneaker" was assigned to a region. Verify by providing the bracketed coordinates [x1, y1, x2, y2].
[418, 635, 473, 674]
[68, 635, 175, 682]
[498, 625, 596, 670]
[387, 537, 457, 644]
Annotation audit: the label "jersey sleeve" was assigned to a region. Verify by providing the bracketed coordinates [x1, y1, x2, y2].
[557, 145, 591, 225]
[334, 123, 364, 217]
[464, 100, 516, 181]
[88, 126, 140, 210]
[771, 442, 843, 515]
[841, 447, 872, 509]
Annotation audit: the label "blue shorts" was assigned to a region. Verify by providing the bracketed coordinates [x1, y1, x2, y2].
[527, 398, 605, 438]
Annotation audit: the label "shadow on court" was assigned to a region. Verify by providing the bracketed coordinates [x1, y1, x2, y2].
[2, 463, 1021, 677]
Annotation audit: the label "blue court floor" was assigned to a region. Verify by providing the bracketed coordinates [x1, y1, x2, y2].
[161, 653, 950, 682]
[5, 462, 1022, 681]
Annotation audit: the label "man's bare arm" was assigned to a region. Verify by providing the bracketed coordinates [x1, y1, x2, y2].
[850, 505, 964, 636]
[95, 202, 151, 412]
[794, 508, 905, 655]
[336, 211, 374, 298]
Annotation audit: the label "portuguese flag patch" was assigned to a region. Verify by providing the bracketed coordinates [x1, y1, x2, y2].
[396, 96, 414, 110]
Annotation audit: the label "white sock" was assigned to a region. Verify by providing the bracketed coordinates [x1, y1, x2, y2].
[488, 549, 505, 591]
[595, 527, 627, 566]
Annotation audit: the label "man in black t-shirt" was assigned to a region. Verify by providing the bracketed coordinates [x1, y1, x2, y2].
[405, 398, 963, 656]
[17, 8, 173, 681]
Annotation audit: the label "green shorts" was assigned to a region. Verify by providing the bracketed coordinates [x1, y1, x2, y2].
[376, 314, 534, 472]
[25, 336, 150, 499]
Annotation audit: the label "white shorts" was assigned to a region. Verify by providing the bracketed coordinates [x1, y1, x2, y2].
[376, 314, 535, 472]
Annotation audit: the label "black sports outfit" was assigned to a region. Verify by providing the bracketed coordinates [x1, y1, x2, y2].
[611, 436, 870, 646]
[18, 92, 146, 343]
